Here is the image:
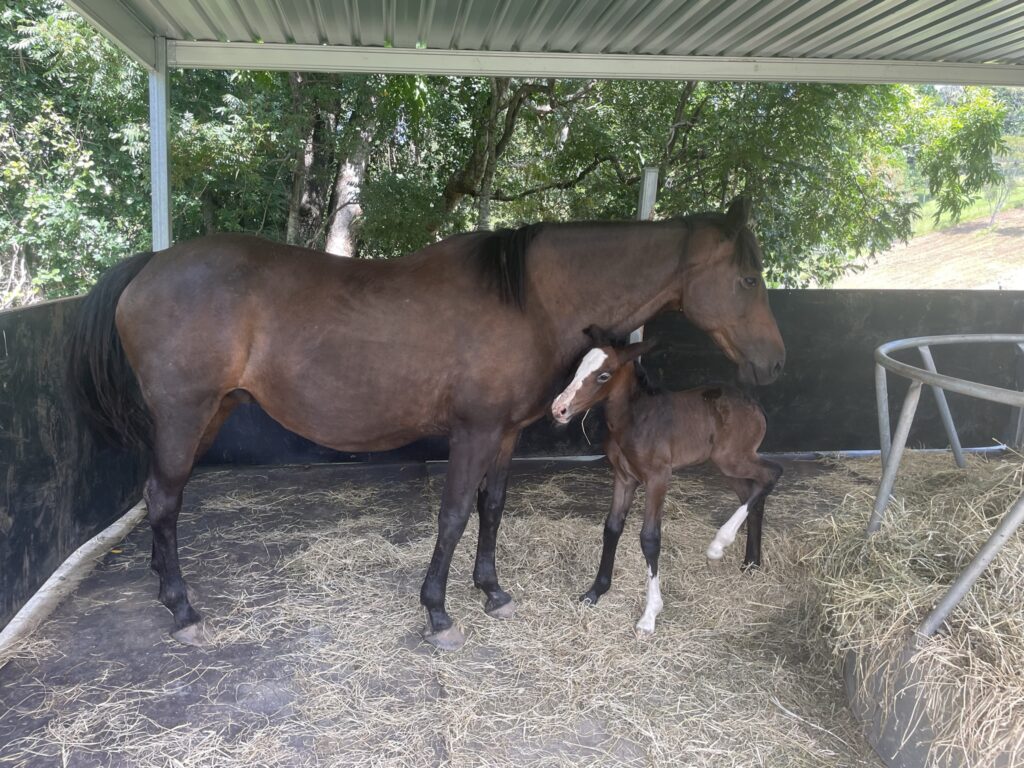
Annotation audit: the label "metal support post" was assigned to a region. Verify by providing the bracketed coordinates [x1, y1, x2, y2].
[917, 491, 1024, 638]
[867, 381, 923, 535]
[875, 363, 891, 466]
[631, 166, 659, 345]
[918, 345, 966, 468]
[149, 36, 171, 251]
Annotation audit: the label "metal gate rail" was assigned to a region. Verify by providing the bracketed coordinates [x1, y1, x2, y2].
[869, 333, 1024, 639]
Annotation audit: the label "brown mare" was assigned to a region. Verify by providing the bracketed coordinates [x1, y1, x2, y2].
[551, 329, 783, 636]
[69, 196, 784, 651]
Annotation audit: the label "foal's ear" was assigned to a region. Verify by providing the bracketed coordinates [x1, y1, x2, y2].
[620, 337, 657, 363]
[725, 195, 752, 229]
[582, 325, 615, 347]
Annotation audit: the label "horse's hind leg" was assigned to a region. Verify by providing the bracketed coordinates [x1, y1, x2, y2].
[741, 459, 782, 569]
[715, 459, 782, 569]
[473, 431, 518, 618]
[146, 397, 226, 644]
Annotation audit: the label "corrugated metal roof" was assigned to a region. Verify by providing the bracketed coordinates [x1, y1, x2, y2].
[65, 0, 1024, 84]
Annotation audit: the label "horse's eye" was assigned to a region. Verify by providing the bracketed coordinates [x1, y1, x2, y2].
[742, 276, 759, 288]
[596, 372, 612, 383]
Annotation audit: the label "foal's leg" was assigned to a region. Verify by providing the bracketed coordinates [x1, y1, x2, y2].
[636, 471, 669, 636]
[581, 472, 638, 604]
[473, 431, 519, 618]
[712, 459, 783, 569]
[741, 460, 783, 569]
[420, 427, 501, 651]
[707, 477, 754, 562]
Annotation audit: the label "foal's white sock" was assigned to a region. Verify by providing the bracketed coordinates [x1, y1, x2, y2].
[635, 567, 663, 635]
[706, 504, 748, 560]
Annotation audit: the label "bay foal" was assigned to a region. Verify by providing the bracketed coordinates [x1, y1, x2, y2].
[552, 331, 782, 635]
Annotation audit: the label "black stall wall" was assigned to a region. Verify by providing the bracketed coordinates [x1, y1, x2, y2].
[0, 298, 146, 629]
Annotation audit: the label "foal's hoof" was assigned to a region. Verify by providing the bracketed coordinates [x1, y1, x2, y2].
[422, 624, 466, 652]
[706, 543, 726, 561]
[171, 622, 210, 647]
[485, 598, 516, 620]
[580, 591, 600, 605]
[634, 622, 656, 639]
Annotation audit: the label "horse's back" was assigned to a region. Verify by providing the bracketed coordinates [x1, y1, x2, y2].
[113, 232, 546, 451]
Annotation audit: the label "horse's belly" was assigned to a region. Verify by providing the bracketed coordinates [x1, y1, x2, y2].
[248, 367, 447, 453]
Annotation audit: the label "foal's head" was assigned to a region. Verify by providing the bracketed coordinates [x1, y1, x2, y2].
[551, 329, 655, 424]
[678, 196, 785, 386]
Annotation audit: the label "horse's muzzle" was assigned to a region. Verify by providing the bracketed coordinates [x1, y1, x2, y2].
[738, 357, 784, 386]
[551, 401, 573, 424]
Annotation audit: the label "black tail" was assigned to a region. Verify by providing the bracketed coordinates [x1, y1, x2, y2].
[68, 251, 156, 450]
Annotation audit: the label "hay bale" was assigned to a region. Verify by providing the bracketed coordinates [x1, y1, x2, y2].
[801, 453, 1024, 767]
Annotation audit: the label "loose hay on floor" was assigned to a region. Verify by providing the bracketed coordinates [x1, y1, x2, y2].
[0, 458, 941, 767]
[802, 453, 1024, 768]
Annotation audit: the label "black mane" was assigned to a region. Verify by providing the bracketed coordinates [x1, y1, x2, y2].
[477, 224, 542, 310]
[632, 359, 663, 397]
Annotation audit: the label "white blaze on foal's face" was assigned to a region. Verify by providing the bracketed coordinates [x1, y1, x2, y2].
[552, 348, 608, 423]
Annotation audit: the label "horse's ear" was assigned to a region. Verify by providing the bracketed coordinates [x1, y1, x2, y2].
[583, 325, 614, 346]
[726, 195, 752, 229]
[621, 337, 657, 363]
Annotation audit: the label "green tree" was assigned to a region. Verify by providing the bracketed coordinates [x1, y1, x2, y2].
[0, 1, 1012, 302]
[1, 1, 148, 306]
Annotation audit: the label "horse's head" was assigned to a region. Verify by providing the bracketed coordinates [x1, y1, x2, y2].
[678, 196, 785, 385]
[551, 332, 655, 424]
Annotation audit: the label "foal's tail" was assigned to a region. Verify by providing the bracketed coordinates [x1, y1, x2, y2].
[67, 251, 156, 450]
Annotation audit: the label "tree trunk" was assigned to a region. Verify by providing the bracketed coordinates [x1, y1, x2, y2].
[324, 101, 377, 256]
[200, 187, 216, 235]
[286, 72, 310, 245]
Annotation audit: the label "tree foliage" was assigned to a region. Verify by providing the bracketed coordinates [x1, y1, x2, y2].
[0, 0, 1015, 306]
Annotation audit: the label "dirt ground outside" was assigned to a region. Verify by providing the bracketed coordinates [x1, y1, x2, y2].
[835, 206, 1024, 290]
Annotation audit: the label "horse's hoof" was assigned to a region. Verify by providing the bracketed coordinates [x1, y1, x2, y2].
[634, 622, 656, 639]
[706, 543, 725, 560]
[171, 622, 210, 647]
[485, 598, 516, 620]
[580, 591, 599, 605]
[741, 561, 761, 574]
[422, 624, 466, 652]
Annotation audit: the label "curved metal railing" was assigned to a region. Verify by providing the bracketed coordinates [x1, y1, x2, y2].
[870, 334, 1024, 639]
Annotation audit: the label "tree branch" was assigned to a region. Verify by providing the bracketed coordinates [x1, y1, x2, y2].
[475, 155, 614, 201]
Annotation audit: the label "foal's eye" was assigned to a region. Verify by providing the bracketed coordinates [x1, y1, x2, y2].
[742, 276, 759, 288]
[596, 372, 612, 384]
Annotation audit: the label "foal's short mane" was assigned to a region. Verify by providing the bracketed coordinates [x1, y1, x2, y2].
[477, 224, 543, 310]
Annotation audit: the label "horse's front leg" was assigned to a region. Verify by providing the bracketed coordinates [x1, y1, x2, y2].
[473, 430, 519, 618]
[636, 470, 669, 637]
[420, 427, 502, 651]
[582, 472, 638, 604]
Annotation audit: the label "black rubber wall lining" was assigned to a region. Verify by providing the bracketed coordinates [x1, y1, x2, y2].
[3, 289, 1022, 629]
[202, 289, 1024, 463]
[0, 299, 147, 630]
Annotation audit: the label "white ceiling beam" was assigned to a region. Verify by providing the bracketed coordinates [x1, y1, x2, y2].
[167, 41, 1024, 86]
[64, 0, 156, 69]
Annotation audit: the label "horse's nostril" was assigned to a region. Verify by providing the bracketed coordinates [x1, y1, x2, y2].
[771, 360, 783, 376]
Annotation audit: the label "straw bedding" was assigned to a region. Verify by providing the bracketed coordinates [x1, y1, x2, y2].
[1, 454, 1020, 767]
